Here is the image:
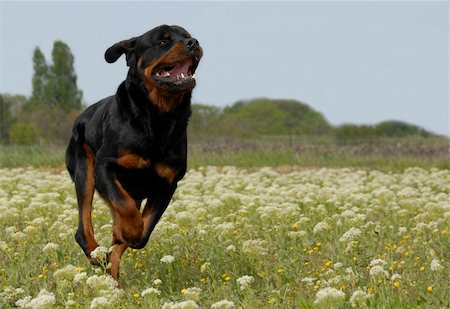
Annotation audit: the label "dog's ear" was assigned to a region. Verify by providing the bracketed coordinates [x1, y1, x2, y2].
[104, 37, 138, 66]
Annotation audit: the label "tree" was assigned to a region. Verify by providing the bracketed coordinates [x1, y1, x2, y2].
[47, 41, 83, 111]
[29, 41, 83, 112]
[29, 47, 49, 109]
[374, 121, 433, 137]
[221, 98, 331, 137]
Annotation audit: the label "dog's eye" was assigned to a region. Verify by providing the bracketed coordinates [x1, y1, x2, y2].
[159, 40, 169, 46]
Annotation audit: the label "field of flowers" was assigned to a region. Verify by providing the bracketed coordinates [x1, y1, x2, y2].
[0, 166, 449, 308]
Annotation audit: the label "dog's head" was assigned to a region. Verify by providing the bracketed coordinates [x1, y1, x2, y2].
[105, 25, 203, 110]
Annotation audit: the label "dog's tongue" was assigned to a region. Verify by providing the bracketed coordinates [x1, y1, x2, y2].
[170, 61, 191, 77]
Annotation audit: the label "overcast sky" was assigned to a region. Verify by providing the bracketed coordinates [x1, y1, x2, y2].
[0, 1, 448, 135]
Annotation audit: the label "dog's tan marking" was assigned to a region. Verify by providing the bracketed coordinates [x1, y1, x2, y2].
[81, 144, 99, 254]
[154, 163, 178, 184]
[117, 153, 151, 169]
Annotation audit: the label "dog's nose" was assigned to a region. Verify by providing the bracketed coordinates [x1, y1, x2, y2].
[184, 38, 199, 50]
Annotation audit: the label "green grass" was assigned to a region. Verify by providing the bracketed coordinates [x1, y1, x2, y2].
[0, 145, 66, 169]
[190, 149, 450, 171]
[1, 137, 449, 171]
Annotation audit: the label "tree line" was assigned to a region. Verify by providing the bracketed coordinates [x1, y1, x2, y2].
[0, 41, 437, 146]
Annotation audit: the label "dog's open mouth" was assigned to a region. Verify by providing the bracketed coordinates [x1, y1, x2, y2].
[153, 59, 196, 86]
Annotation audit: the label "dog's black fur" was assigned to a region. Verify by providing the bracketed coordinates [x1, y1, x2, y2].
[65, 25, 202, 281]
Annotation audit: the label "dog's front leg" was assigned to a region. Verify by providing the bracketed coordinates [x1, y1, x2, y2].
[137, 185, 177, 249]
[94, 159, 144, 246]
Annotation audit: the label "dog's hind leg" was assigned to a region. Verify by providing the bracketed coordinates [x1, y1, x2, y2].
[71, 143, 99, 264]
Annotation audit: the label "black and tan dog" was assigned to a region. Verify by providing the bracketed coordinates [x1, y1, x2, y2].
[65, 25, 202, 282]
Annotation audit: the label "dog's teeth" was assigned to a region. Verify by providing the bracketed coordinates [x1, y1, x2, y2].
[192, 74, 196, 79]
[181, 73, 185, 78]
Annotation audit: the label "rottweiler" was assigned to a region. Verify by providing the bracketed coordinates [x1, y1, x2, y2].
[65, 25, 202, 282]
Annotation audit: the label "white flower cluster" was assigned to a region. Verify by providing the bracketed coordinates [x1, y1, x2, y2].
[313, 221, 329, 234]
[162, 300, 199, 309]
[349, 289, 371, 308]
[236, 275, 255, 291]
[242, 239, 268, 255]
[210, 299, 235, 309]
[0, 286, 25, 306]
[15, 289, 56, 308]
[160, 255, 176, 264]
[42, 242, 59, 253]
[314, 287, 346, 306]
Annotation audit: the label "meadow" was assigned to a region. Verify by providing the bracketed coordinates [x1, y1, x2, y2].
[0, 166, 449, 308]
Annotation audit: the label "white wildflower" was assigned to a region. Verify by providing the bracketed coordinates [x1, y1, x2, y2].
[324, 275, 342, 287]
[339, 227, 362, 242]
[73, 272, 87, 284]
[236, 275, 255, 291]
[42, 242, 59, 253]
[11, 231, 27, 241]
[160, 255, 176, 264]
[153, 279, 162, 286]
[369, 258, 387, 267]
[314, 287, 345, 306]
[313, 221, 329, 234]
[16, 289, 55, 308]
[90, 246, 110, 264]
[141, 287, 161, 297]
[390, 273, 402, 281]
[301, 277, 315, 286]
[210, 299, 235, 309]
[15, 296, 32, 308]
[162, 300, 199, 309]
[287, 230, 307, 239]
[369, 265, 389, 279]
[0, 240, 8, 251]
[86, 274, 120, 298]
[349, 289, 370, 308]
[242, 239, 268, 255]
[0, 286, 25, 305]
[430, 259, 443, 272]
[183, 287, 202, 301]
[89, 296, 110, 309]
[5, 226, 17, 235]
[53, 264, 79, 284]
[226, 245, 236, 252]
[345, 267, 357, 282]
[398, 227, 407, 235]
